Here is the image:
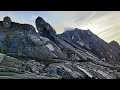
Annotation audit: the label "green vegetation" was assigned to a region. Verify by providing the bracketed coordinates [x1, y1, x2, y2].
[1, 48, 9, 54]
[111, 68, 120, 72]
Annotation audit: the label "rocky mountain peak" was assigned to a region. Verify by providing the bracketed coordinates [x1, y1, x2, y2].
[110, 40, 119, 46]
[109, 40, 120, 50]
[35, 16, 58, 45]
[36, 16, 46, 26]
[63, 28, 93, 37]
[3, 16, 12, 28]
[35, 16, 56, 35]
[59, 28, 120, 65]
[74, 28, 93, 36]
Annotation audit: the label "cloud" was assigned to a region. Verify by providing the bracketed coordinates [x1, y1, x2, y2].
[0, 11, 120, 43]
[64, 27, 75, 32]
[47, 11, 112, 34]
[48, 11, 120, 44]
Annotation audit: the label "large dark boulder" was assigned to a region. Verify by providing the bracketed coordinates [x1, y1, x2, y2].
[3, 16, 12, 28]
[36, 16, 56, 37]
[35, 16, 60, 46]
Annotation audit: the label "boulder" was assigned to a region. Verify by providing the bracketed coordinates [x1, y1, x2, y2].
[25, 60, 45, 74]
[35, 16, 58, 45]
[0, 53, 6, 64]
[36, 16, 56, 35]
[44, 62, 92, 79]
[3, 16, 12, 28]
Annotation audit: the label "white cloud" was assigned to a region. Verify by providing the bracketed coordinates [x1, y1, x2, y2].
[64, 27, 75, 32]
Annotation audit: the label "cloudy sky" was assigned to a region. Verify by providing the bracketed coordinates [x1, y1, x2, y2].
[0, 11, 120, 44]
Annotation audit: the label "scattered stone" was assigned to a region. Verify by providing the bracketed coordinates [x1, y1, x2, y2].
[0, 53, 6, 64]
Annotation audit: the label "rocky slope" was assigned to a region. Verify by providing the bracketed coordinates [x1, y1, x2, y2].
[58, 28, 120, 65]
[0, 16, 120, 79]
[0, 53, 120, 79]
[0, 16, 66, 60]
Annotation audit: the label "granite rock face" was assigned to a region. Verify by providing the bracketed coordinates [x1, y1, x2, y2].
[35, 16, 120, 66]
[35, 16, 61, 47]
[0, 53, 62, 79]
[0, 16, 66, 60]
[35, 17, 98, 61]
[0, 53, 120, 79]
[45, 61, 120, 79]
[0, 16, 120, 79]
[36, 16, 57, 41]
[58, 28, 120, 65]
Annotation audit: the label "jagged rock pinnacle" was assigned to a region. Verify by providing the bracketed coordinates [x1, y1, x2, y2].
[35, 16, 46, 32]
[3, 16, 12, 28]
[109, 40, 120, 50]
[35, 16, 57, 43]
[110, 40, 119, 46]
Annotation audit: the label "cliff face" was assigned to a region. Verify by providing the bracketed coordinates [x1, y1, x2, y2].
[0, 16, 120, 79]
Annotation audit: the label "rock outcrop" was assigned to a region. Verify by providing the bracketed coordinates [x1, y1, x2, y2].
[0, 53, 62, 79]
[35, 16, 120, 66]
[58, 28, 120, 65]
[109, 40, 120, 51]
[0, 53, 120, 79]
[35, 17, 99, 61]
[36, 16, 56, 41]
[0, 16, 66, 60]
[0, 16, 120, 79]
[35, 16, 61, 47]
[3, 16, 12, 28]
